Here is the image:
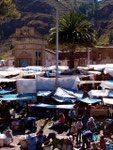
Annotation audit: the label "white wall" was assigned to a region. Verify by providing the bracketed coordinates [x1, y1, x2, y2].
[45, 51, 56, 67]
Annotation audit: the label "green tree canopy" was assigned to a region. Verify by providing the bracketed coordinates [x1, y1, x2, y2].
[0, 0, 20, 23]
[47, 11, 97, 68]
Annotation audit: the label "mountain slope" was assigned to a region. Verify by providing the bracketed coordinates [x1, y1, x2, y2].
[0, 0, 113, 49]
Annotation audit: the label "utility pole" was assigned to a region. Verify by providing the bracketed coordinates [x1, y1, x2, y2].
[88, 48, 90, 66]
[55, 0, 60, 88]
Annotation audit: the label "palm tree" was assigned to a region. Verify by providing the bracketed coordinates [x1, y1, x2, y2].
[47, 11, 97, 69]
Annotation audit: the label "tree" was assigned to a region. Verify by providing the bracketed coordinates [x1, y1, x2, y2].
[47, 11, 97, 69]
[0, 0, 20, 23]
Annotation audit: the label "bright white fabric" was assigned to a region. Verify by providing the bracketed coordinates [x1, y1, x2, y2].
[17, 79, 36, 93]
[104, 68, 113, 77]
[54, 87, 83, 99]
[36, 77, 78, 90]
[88, 90, 109, 98]
[103, 98, 113, 105]
[101, 81, 113, 89]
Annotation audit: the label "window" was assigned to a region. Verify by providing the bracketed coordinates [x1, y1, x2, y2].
[98, 53, 102, 60]
[36, 60, 37, 65]
[38, 60, 41, 66]
[35, 52, 37, 56]
[39, 52, 41, 57]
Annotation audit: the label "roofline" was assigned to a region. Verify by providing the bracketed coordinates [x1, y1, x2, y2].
[45, 49, 56, 55]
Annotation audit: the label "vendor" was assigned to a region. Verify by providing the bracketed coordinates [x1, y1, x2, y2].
[82, 130, 93, 149]
[36, 131, 46, 149]
[50, 113, 65, 131]
[55, 113, 65, 125]
[87, 117, 96, 131]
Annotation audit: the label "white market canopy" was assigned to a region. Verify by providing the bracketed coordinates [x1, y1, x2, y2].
[54, 87, 83, 99]
[88, 71, 101, 75]
[0, 70, 20, 77]
[88, 90, 109, 98]
[87, 64, 113, 71]
[104, 68, 113, 77]
[0, 78, 16, 83]
[101, 80, 113, 89]
[36, 76, 78, 90]
[89, 90, 113, 98]
[45, 65, 69, 71]
[79, 80, 101, 85]
[103, 98, 113, 105]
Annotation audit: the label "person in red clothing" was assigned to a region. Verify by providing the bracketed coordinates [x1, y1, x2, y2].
[50, 113, 65, 131]
[100, 135, 106, 150]
[55, 113, 65, 124]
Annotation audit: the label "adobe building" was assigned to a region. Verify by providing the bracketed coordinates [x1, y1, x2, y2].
[59, 47, 113, 67]
[59, 50, 88, 67]
[13, 26, 46, 67]
[91, 47, 113, 64]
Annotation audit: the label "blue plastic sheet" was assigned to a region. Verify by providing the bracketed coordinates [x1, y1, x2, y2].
[0, 96, 33, 101]
[77, 98, 101, 104]
[20, 93, 37, 97]
[30, 103, 74, 109]
[1, 94, 19, 98]
[53, 97, 76, 103]
[1, 93, 36, 98]
[108, 90, 113, 97]
[0, 89, 16, 94]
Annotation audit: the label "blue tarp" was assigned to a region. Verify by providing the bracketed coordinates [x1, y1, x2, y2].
[0, 89, 16, 94]
[0, 96, 33, 101]
[1, 94, 19, 98]
[1, 93, 36, 98]
[37, 90, 54, 97]
[77, 98, 101, 104]
[53, 97, 76, 103]
[106, 80, 113, 83]
[20, 93, 37, 97]
[29, 103, 74, 109]
[108, 91, 113, 97]
[53, 87, 83, 102]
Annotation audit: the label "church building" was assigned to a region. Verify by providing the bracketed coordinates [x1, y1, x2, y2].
[13, 26, 47, 67]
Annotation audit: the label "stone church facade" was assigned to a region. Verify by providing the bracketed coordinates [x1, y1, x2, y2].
[13, 26, 46, 67]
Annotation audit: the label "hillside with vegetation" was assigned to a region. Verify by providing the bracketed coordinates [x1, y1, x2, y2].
[1, 0, 113, 57]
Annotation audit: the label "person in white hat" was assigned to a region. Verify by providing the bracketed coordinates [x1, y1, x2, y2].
[87, 117, 96, 131]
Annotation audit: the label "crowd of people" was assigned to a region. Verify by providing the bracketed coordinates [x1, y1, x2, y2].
[0, 100, 113, 150]
[49, 109, 113, 150]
